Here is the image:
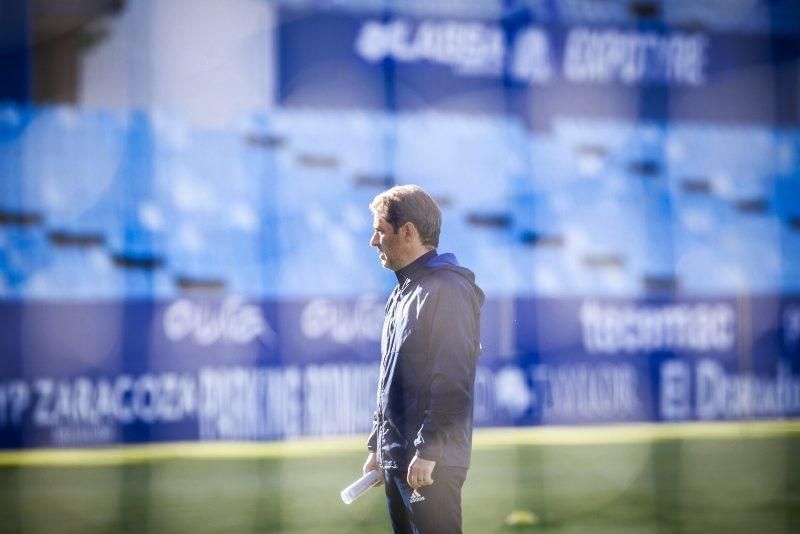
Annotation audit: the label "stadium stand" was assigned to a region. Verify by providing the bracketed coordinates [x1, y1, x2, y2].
[1, 103, 799, 300]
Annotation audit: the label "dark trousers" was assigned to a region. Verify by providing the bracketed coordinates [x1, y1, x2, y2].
[383, 465, 467, 534]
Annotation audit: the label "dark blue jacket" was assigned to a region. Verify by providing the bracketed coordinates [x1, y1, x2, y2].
[368, 250, 484, 469]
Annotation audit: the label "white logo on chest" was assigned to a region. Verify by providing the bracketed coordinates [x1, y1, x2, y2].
[412, 286, 430, 320]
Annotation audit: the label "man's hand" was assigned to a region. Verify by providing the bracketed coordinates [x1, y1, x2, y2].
[363, 452, 384, 485]
[407, 454, 435, 490]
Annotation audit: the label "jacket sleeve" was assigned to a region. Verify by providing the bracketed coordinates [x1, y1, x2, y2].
[413, 279, 479, 461]
[367, 410, 378, 452]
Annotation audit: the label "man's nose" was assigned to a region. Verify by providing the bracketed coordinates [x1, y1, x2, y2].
[370, 232, 379, 247]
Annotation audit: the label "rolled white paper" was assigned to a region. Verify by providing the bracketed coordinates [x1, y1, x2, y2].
[341, 469, 382, 504]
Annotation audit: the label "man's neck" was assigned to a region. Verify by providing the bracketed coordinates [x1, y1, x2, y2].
[393, 248, 436, 284]
[394, 246, 434, 272]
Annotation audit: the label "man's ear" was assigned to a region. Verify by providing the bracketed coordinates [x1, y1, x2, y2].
[401, 222, 417, 241]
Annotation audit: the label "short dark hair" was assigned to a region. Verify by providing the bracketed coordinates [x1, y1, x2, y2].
[369, 185, 441, 248]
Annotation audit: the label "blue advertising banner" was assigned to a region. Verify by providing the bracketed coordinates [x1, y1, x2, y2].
[277, 9, 800, 126]
[1, 295, 798, 449]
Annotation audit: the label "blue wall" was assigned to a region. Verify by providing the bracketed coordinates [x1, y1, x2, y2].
[1, 0, 800, 448]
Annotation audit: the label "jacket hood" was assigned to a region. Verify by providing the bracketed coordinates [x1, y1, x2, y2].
[424, 252, 485, 306]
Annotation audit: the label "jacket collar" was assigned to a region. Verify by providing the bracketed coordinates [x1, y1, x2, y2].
[395, 249, 437, 285]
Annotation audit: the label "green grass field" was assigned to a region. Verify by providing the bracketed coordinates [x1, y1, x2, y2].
[1, 423, 799, 533]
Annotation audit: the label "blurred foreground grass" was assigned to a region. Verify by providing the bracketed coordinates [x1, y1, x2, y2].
[1, 425, 799, 533]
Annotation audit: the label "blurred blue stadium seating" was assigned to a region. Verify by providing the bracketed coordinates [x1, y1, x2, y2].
[1, 103, 798, 299]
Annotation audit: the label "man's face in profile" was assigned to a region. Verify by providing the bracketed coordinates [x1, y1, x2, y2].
[370, 215, 402, 271]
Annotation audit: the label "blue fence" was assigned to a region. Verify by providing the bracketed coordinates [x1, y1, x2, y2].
[0, 295, 799, 448]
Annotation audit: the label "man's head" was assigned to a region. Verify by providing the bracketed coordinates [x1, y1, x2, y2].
[369, 185, 441, 271]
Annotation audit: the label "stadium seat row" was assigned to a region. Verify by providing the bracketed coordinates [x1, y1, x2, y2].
[0, 103, 798, 299]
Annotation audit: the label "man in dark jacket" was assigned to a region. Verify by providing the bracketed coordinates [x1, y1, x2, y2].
[363, 185, 484, 533]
